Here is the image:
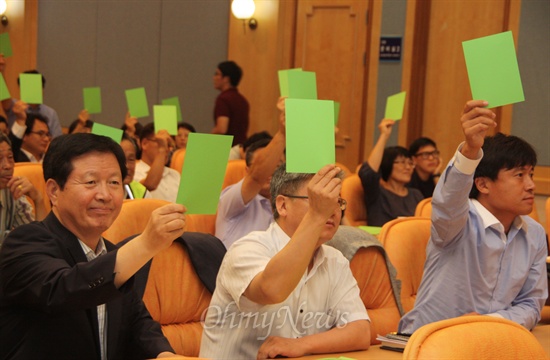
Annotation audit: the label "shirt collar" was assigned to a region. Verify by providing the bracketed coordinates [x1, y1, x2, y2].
[471, 199, 527, 232]
[20, 148, 43, 163]
[78, 237, 107, 261]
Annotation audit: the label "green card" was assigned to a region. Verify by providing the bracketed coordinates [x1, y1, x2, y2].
[462, 31, 524, 108]
[279, 69, 317, 99]
[0, 73, 10, 101]
[125, 87, 149, 118]
[83, 87, 102, 114]
[0, 33, 13, 57]
[358, 226, 382, 236]
[278, 68, 302, 97]
[161, 96, 182, 122]
[91, 122, 124, 143]
[129, 181, 147, 199]
[334, 101, 341, 126]
[177, 133, 233, 214]
[154, 105, 178, 135]
[286, 99, 335, 173]
[384, 91, 406, 121]
[19, 73, 43, 104]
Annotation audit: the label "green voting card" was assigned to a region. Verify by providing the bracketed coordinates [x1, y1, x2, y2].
[278, 69, 317, 99]
[19, 73, 43, 104]
[83, 87, 102, 114]
[384, 91, 406, 121]
[129, 181, 147, 199]
[125, 87, 149, 118]
[154, 105, 177, 135]
[0, 33, 13, 57]
[462, 31, 524, 108]
[91, 122, 124, 143]
[161, 96, 183, 122]
[286, 98, 335, 173]
[358, 226, 382, 236]
[0, 73, 10, 101]
[176, 133, 233, 214]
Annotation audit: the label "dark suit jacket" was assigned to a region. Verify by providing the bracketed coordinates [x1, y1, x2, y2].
[8, 132, 31, 163]
[0, 212, 173, 360]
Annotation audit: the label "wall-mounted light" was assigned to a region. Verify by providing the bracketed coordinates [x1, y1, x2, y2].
[0, 0, 7, 27]
[231, 0, 257, 31]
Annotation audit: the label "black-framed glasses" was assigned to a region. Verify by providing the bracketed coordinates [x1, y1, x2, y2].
[414, 150, 440, 160]
[281, 194, 347, 211]
[30, 130, 51, 139]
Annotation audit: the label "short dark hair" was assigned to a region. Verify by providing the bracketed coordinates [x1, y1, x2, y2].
[43, 133, 127, 190]
[0, 132, 11, 146]
[469, 133, 537, 199]
[68, 119, 93, 134]
[380, 146, 411, 181]
[139, 123, 155, 143]
[24, 114, 49, 136]
[242, 131, 272, 152]
[178, 122, 196, 133]
[409, 137, 437, 156]
[218, 61, 243, 87]
[245, 138, 271, 167]
[17, 70, 46, 88]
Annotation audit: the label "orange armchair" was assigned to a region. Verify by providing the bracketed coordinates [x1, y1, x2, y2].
[13, 163, 51, 215]
[169, 148, 186, 173]
[222, 159, 246, 189]
[379, 217, 431, 313]
[403, 316, 547, 359]
[414, 198, 432, 217]
[341, 173, 367, 226]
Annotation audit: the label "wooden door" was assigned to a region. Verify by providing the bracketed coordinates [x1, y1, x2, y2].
[294, 0, 369, 170]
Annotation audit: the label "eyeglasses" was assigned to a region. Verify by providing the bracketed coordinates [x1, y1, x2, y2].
[30, 130, 51, 139]
[393, 159, 415, 167]
[281, 194, 347, 211]
[414, 150, 440, 160]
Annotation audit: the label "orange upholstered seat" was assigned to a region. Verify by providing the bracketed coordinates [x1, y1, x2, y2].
[341, 173, 367, 226]
[169, 148, 186, 173]
[222, 159, 246, 189]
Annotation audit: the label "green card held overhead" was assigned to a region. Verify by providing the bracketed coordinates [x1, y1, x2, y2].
[358, 226, 382, 236]
[286, 98, 335, 173]
[125, 87, 149, 118]
[0, 33, 13, 57]
[278, 69, 317, 99]
[384, 91, 406, 121]
[462, 31, 524, 108]
[0, 73, 10, 101]
[83, 87, 102, 114]
[177, 133, 233, 214]
[19, 73, 43, 104]
[154, 105, 178, 135]
[161, 96, 183, 122]
[91, 122, 124, 143]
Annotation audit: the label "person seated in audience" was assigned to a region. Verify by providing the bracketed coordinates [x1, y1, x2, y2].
[0, 133, 187, 359]
[120, 133, 151, 200]
[228, 130, 273, 160]
[408, 137, 441, 198]
[215, 98, 286, 248]
[134, 123, 180, 202]
[0, 133, 48, 246]
[200, 163, 370, 359]
[68, 110, 94, 134]
[0, 116, 9, 136]
[399, 100, 548, 334]
[9, 101, 51, 163]
[175, 122, 196, 150]
[358, 119, 423, 227]
[121, 111, 143, 154]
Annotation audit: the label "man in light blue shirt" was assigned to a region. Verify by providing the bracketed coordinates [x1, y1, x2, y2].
[399, 100, 548, 334]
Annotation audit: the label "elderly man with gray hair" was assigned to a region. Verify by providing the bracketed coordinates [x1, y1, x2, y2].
[200, 163, 370, 359]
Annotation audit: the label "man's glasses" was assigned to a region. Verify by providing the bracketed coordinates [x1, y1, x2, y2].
[414, 150, 440, 160]
[30, 131, 52, 139]
[281, 194, 347, 211]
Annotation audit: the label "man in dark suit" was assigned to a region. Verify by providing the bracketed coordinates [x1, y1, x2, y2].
[8, 100, 51, 163]
[0, 133, 187, 359]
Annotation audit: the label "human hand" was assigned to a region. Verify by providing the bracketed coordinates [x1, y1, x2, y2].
[276, 96, 286, 135]
[306, 164, 342, 221]
[78, 109, 89, 123]
[378, 118, 395, 137]
[257, 336, 308, 359]
[0, 54, 5, 73]
[124, 111, 138, 133]
[8, 176, 41, 202]
[460, 100, 497, 159]
[140, 204, 186, 253]
[13, 101, 28, 123]
[155, 130, 174, 150]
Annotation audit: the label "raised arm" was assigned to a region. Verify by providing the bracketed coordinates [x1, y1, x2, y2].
[460, 100, 496, 159]
[212, 116, 229, 135]
[367, 119, 394, 172]
[0, 54, 13, 113]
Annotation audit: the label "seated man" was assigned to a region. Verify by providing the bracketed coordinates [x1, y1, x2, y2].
[9, 101, 51, 163]
[0, 133, 187, 359]
[215, 98, 286, 248]
[408, 137, 441, 198]
[399, 100, 548, 334]
[201, 164, 370, 359]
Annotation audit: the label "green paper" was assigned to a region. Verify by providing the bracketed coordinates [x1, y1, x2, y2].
[384, 91, 406, 121]
[83, 87, 102, 114]
[0, 73, 10, 101]
[129, 181, 147, 199]
[161, 96, 183, 122]
[19, 73, 43, 104]
[286, 99, 335, 173]
[91, 122, 124, 143]
[177, 133, 233, 214]
[358, 226, 382, 236]
[278, 68, 303, 97]
[462, 31, 524, 108]
[154, 105, 178, 135]
[0, 33, 13, 57]
[125, 87, 149, 118]
[334, 101, 341, 126]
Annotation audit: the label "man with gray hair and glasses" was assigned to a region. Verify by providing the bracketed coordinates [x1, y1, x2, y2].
[200, 163, 370, 359]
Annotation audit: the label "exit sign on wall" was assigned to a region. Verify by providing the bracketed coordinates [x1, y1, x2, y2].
[380, 36, 402, 62]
